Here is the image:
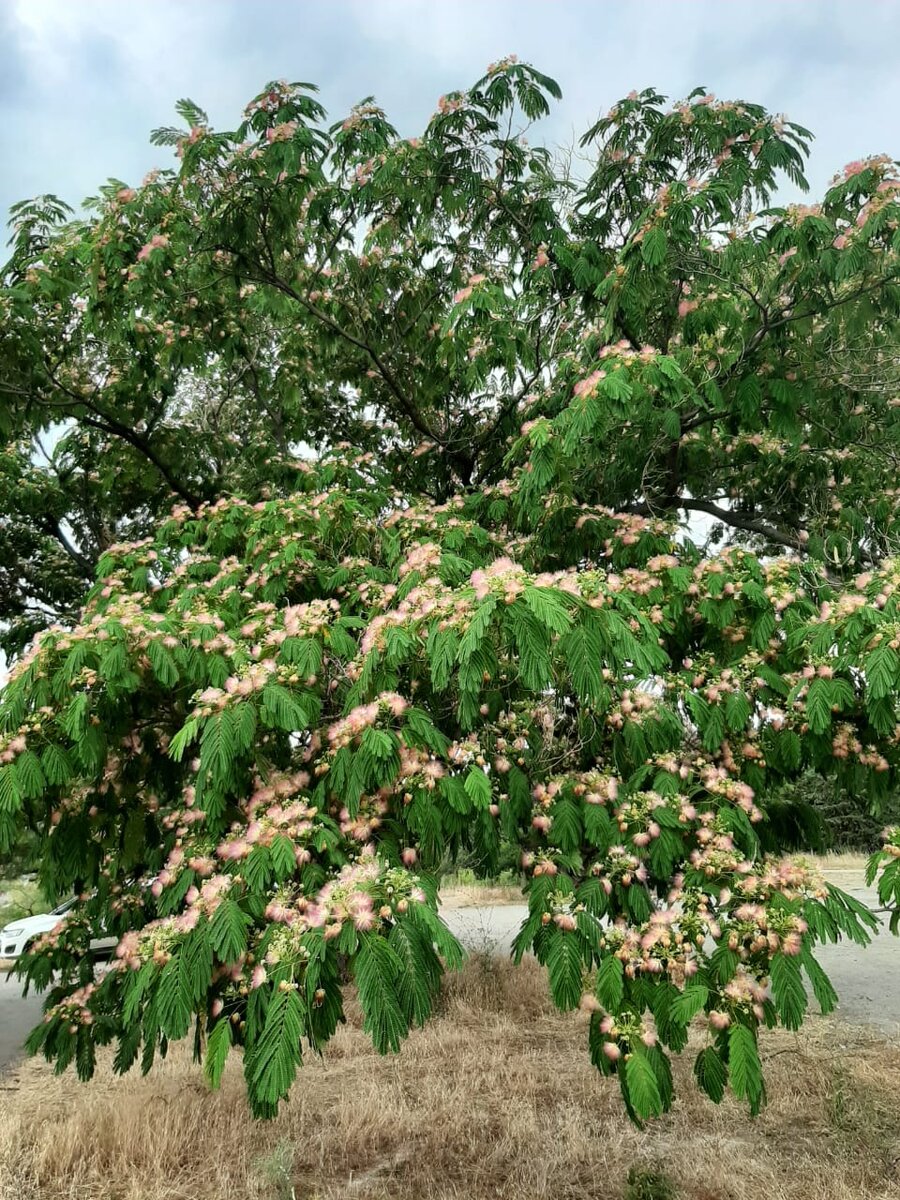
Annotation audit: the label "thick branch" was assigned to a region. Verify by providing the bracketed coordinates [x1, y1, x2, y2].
[256, 267, 442, 447]
[632, 496, 848, 584]
[679, 499, 805, 553]
[40, 362, 204, 510]
[44, 519, 94, 574]
[80, 414, 204, 510]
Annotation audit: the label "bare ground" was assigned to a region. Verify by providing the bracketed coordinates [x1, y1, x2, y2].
[0, 956, 899, 1200]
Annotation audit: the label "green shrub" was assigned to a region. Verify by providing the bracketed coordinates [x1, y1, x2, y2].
[625, 1162, 677, 1200]
[761, 772, 900, 853]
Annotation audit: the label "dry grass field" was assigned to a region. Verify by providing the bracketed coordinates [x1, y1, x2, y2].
[0, 956, 898, 1200]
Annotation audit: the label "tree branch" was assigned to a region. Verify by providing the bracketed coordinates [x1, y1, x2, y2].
[44, 519, 93, 573]
[40, 361, 204, 510]
[679, 498, 805, 553]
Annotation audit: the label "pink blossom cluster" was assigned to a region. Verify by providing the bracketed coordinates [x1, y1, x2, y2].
[574, 853, 823, 1033]
[266, 121, 298, 143]
[606, 688, 660, 730]
[436, 93, 466, 116]
[263, 859, 381, 940]
[191, 659, 279, 717]
[568, 770, 620, 808]
[486, 55, 518, 75]
[836, 154, 895, 183]
[710, 971, 769, 1028]
[136, 234, 169, 262]
[588, 1011, 658, 1062]
[263, 857, 426, 949]
[724, 900, 807, 958]
[398, 541, 443, 578]
[360, 578, 459, 655]
[608, 788, 694, 846]
[830, 723, 890, 772]
[689, 816, 752, 878]
[242, 80, 295, 119]
[0, 733, 27, 764]
[596, 845, 649, 890]
[337, 794, 389, 843]
[44, 982, 96, 1032]
[340, 102, 385, 132]
[326, 691, 408, 748]
[446, 736, 488, 770]
[573, 368, 606, 398]
[698, 767, 761, 821]
[598, 912, 693, 982]
[244, 598, 338, 648]
[115, 874, 235, 969]
[470, 555, 527, 603]
[453, 271, 487, 304]
[570, 505, 673, 551]
[388, 743, 446, 796]
[880, 827, 900, 857]
[214, 792, 317, 866]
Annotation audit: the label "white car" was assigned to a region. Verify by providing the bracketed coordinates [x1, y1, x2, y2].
[1, 900, 116, 960]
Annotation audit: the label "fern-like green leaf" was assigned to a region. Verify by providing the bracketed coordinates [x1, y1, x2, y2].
[205, 1017, 233, 1090]
[354, 933, 409, 1054]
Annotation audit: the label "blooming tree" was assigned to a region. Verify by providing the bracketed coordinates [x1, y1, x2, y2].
[1, 61, 900, 1122]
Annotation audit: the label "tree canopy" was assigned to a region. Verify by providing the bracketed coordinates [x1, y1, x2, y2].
[1, 60, 900, 1123]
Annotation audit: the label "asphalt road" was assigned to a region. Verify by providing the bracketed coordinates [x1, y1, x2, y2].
[443, 874, 900, 1036]
[0, 978, 43, 1073]
[2, 871, 898, 1073]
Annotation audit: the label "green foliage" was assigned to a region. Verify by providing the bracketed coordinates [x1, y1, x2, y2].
[762, 771, 900, 852]
[624, 1162, 678, 1200]
[728, 1024, 765, 1116]
[0, 873, 45, 929]
[0, 60, 899, 1126]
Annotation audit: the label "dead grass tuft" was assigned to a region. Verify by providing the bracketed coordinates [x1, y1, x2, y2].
[0, 956, 898, 1200]
[438, 883, 525, 908]
[811, 851, 874, 875]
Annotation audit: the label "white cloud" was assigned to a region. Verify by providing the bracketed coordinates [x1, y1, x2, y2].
[1, 2, 898, 217]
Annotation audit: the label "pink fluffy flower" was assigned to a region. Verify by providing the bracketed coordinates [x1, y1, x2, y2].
[136, 233, 169, 262]
[573, 369, 605, 398]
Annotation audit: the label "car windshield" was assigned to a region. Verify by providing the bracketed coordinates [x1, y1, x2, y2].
[50, 899, 75, 916]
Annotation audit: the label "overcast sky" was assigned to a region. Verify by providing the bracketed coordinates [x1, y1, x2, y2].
[2, 0, 900, 227]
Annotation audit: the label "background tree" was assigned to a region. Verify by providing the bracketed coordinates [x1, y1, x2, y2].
[1, 61, 900, 1123]
[4, 66, 900, 655]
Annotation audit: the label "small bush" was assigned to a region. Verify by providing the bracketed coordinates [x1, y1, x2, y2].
[760, 772, 900, 853]
[625, 1162, 678, 1200]
[252, 1137, 295, 1199]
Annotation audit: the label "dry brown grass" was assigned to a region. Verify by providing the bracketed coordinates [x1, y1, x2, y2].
[814, 851, 874, 876]
[438, 854, 877, 904]
[439, 883, 525, 908]
[1, 956, 899, 1200]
